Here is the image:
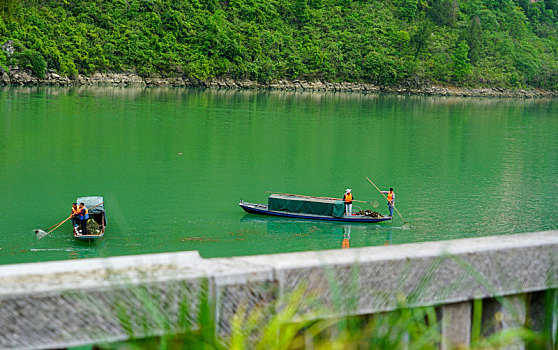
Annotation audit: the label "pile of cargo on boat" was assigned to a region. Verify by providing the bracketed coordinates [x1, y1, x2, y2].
[355, 210, 383, 218]
[86, 218, 102, 235]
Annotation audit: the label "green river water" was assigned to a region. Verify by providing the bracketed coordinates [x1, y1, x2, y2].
[0, 87, 556, 265]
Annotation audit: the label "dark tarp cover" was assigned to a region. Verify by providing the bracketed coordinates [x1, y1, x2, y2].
[76, 196, 105, 214]
[268, 194, 345, 217]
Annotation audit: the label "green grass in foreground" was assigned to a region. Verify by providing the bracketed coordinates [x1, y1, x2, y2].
[86, 276, 556, 350]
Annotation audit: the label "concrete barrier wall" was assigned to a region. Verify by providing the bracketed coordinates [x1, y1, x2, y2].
[0, 231, 556, 349]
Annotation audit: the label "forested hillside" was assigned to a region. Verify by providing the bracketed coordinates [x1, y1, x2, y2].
[1, 0, 558, 89]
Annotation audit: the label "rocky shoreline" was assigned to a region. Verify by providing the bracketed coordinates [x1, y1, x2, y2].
[1, 68, 557, 98]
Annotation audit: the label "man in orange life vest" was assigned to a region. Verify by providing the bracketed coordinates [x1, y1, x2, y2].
[77, 202, 89, 235]
[71, 203, 79, 229]
[381, 188, 395, 217]
[343, 189, 353, 216]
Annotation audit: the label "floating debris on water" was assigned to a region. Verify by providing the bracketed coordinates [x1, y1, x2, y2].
[182, 237, 220, 242]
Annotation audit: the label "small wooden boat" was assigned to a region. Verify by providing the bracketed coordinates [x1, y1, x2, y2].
[73, 196, 106, 240]
[239, 194, 391, 223]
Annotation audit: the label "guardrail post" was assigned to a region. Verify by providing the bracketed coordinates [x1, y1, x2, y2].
[440, 301, 472, 350]
[527, 289, 557, 349]
[482, 294, 527, 350]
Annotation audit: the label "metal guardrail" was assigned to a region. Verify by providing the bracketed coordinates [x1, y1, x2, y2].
[0, 231, 556, 349]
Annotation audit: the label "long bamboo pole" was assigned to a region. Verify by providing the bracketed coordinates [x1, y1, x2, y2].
[365, 177, 406, 223]
[46, 215, 73, 234]
[45, 216, 71, 231]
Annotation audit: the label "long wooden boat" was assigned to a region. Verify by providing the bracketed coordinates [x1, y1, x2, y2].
[73, 196, 106, 241]
[239, 194, 391, 223]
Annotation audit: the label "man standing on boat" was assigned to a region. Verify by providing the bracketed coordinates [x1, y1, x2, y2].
[381, 188, 395, 217]
[77, 202, 89, 235]
[71, 203, 79, 229]
[343, 189, 353, 216]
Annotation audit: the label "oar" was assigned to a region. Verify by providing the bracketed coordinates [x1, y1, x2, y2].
[365, 177, 406, 224]
[34, 202, 104, 239]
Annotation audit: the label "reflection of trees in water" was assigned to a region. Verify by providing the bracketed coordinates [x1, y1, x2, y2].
[9, 86, 552, 109]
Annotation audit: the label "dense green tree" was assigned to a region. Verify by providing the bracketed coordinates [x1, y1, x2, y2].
[464, 15, 482, 64]
[15, 49, 46, 78]
[412, 17, 433, 61]
[428, 0, 458, 26]
[453, 40, 471, 81]
[397, 0, 418, 20]
[0, 0, 557, 89]
[0, 0, 16, 17]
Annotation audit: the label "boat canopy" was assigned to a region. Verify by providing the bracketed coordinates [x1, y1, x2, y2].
[268, 194, 345, 218]
[76, 196, 105, 214]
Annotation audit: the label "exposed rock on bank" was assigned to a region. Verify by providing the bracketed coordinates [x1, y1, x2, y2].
[1, 68, 556, 98]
